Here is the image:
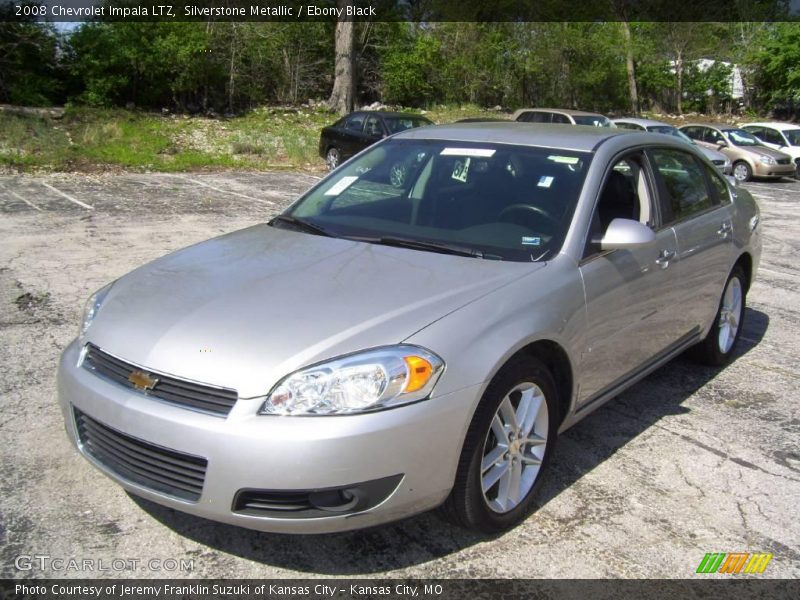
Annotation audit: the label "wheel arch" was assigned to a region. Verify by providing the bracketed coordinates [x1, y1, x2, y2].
[734, 251, 753, 293]
[484, 339, 575, 429]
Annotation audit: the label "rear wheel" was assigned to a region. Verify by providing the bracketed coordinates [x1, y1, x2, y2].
[691, 266, 746, 366]
[441, 356, 557, 533]
[794, 159, 800, 180]
[325, 147, 341, 171]
[733, 161, 752, 182]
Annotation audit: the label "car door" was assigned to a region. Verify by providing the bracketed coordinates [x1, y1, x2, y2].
[683, 126, 716, 150]
[577, 152, 682, 407]
[339, 113, 367, 158]
[756, 127, 786, 151]
[743, 125, 766, 145]
[648, 147, 735, 337]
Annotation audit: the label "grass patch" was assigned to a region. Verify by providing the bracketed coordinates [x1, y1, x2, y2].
[0, 104, 507, 173]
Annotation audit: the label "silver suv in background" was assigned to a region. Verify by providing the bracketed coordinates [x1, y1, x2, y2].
[613, 118, 731, 174]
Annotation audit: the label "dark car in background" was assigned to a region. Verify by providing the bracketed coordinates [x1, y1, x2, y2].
[319, 111, 433, 170]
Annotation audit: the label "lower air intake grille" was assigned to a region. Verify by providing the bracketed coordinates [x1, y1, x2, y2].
[74, 408, 207, 501]
[82, 343, 237, 416]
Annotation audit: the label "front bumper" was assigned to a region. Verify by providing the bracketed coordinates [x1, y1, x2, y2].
[752, 161, 796, 178]
[57, 340, 478, 533]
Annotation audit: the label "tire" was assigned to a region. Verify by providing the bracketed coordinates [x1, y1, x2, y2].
[732, 161, 752, 182]
[794, 160, 800, 180]
[690, 266, 746, 366]
[441, 356, 558, 533]
[325, 147, 341, 171]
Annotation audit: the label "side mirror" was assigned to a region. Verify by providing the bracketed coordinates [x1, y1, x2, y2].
[716, 140, 728, 148]
[600, 218, 656, 251]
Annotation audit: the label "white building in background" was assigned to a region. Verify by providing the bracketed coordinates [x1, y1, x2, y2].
[694, 59, 744, 99]
[669, 59, 744, 99]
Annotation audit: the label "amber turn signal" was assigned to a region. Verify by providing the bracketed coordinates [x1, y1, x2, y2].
[403, 355, 434, 393]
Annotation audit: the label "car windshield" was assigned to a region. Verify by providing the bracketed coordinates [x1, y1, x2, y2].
[384, 116, 432, 134]
[724, 129, 761, 147]
[280, 139, 592, 262]
[572, 115, 612, 127]
[783, 129, 800, 146]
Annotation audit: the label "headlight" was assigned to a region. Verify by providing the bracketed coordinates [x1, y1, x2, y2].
[80, 282, 113, 337]
[759, 155, 776, 165]
[259, 346, 444, 416]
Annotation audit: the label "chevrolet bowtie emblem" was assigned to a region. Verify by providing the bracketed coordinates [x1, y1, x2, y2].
[128, 370, 158, 392]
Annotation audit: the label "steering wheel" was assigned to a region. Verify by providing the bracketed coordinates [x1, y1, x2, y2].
[497, 204, 560, 230]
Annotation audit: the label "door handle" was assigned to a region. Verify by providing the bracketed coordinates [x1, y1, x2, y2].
[717, 222, 732, 237]
[655, 249, 675, 268]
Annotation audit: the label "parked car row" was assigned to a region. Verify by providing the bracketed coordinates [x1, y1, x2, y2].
[319, 109, 800, 181]
[612, 118, 732, 175]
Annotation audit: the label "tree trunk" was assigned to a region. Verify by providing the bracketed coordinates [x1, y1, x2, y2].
[621, 21, 638, 115]
[328, 1, 355, 115]
[228, 23, 237, 114]
[675, 52, 683, 115]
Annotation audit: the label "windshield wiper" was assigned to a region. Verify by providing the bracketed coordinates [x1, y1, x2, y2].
[362, 236, 494, 259]
[269, 215, 334, 237]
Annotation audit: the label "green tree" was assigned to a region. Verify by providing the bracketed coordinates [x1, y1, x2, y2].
[753, 23, 800, 112]
[0, 3, 64, 105]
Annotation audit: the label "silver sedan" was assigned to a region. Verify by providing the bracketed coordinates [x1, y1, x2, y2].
[58, 123, 761, 534]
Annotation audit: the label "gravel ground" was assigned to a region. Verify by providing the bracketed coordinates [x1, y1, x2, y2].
[0, 172, 798, 579]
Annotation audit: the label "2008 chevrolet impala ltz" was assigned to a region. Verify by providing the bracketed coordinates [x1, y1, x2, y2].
[58, 123, 761, 534]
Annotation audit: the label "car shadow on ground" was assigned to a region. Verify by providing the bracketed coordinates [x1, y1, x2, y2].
[131, 308, 768, 575]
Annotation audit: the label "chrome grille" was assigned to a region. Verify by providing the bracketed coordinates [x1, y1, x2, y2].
[82, 344, 237, 416]
[74, 408, 207, 501]
[777, 158, 790, 165]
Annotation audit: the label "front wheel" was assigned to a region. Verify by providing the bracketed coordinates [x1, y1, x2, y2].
[733, 161, 752, 182]
[690, 266, 746, 366]
[441, 356, 558, 533]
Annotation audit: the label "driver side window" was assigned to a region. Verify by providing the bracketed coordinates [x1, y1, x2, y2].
[584, 153, 654, 259]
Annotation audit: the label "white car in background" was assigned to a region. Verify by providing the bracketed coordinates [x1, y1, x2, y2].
[741, 122, 800, 179]
[613, 118, 732, 175]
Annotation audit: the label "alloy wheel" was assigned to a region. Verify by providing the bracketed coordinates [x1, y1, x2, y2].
[718, 276, 743, 354]
[326, 148, 340, 170]
[481, 382, 549, 514]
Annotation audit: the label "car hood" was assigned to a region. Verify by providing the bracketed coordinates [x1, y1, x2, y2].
[738, 144, 791, 160]
[86, 225, 541, 398]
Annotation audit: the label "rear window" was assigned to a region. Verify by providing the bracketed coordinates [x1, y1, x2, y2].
[572, 115, 612, 127]
[384, 117, 432, 134]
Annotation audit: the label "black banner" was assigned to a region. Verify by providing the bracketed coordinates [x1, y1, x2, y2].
[1, 0, 799, 23]
[2, 579, 800, 600]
